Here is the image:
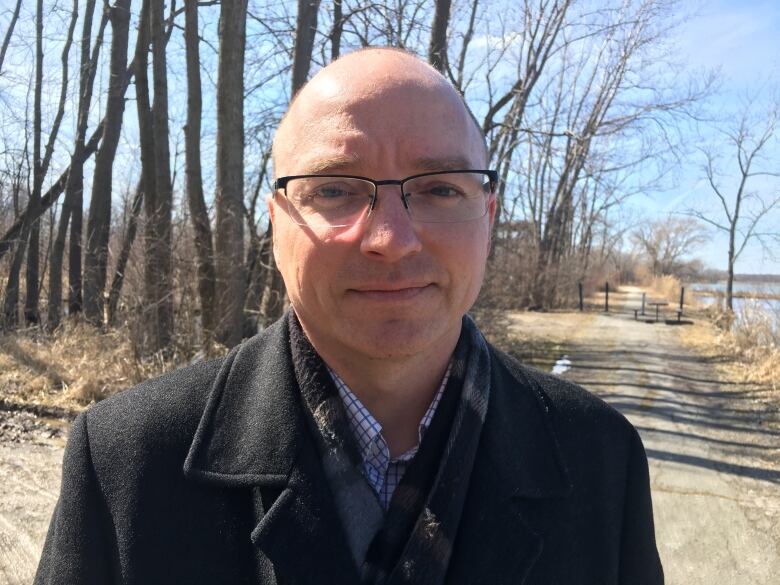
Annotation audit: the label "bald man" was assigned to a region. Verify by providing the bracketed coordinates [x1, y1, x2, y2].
[36, 49, 663, 585]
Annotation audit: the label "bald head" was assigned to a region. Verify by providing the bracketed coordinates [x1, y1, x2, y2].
[272, 48, 487, 178]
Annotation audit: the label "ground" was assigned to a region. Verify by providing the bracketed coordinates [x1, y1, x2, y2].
[1, 286, 778, 583]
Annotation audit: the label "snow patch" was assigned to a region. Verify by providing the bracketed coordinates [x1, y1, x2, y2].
[551, 355, 572, 375]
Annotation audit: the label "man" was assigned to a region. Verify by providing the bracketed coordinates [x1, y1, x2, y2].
[36, 48, 663, 584]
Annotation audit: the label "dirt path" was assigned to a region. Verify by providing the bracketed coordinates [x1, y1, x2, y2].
[2, 290, 778, 583]
[501, 286, 780, 584]
[0, 410, 65, 585]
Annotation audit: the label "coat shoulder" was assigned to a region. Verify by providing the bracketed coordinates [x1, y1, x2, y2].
[82, 355, 226, 455]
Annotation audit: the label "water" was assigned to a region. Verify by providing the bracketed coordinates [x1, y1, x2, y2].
[689, 281, 780, 334]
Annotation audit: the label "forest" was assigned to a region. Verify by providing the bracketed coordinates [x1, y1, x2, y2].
[1, 0, 774, 359]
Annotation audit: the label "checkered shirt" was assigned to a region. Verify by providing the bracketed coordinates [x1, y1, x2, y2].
[327, 365, 450, 509]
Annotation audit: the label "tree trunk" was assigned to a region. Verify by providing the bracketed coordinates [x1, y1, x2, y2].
[147, 0, 174, 351]
[83, 0, 131, 326]
[726, 227, 736, 313]
[330, 0, 343, 61]
[428, 0, 451, 73]
[135, 0, 159, 351]
[3, 235, 26, 326]
[47, 0, 94, 329]
[214, 0, 247, 347]
[23, 0, 45, 325]
[185, 0, 216, 340]
[291, 0, 320, 94]
[107, 184, 143, 325]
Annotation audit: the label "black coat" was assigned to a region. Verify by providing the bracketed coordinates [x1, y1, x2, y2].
[35, 316, 663, 584]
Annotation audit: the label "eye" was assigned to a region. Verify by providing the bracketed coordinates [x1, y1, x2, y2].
[315, 184, 352, 199]
[417, 182, 465, 198]
[429, 185, 461, 197]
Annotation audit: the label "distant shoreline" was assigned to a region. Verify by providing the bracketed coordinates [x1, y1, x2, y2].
[692, 289, 780, 301]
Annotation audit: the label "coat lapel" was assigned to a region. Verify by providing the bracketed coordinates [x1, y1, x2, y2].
[446, 351, 573, 585]
[182, 317, 360, 585]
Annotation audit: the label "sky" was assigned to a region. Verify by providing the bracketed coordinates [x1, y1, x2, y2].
[635, 0, 780, 274]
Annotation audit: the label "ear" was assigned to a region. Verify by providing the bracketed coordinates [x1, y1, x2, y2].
[486, 193, 497, 254]
[487, 193, 497, 230]
[266, 192, 277, 227]
[266, 193, 282, 267]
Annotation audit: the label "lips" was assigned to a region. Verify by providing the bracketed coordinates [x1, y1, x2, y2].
[347, 283, 434, 301]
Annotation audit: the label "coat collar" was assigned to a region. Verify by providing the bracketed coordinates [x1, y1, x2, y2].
[183, 316, 302, 486]
[182, 315, 572, 585]
[183, 315, 361, 585]
[444, 349, 573, 584]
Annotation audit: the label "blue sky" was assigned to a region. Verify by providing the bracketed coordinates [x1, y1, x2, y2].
[635, 0, 780, 274]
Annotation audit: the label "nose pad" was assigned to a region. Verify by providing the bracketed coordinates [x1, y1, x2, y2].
[367, 184, 411, 217]
[360, 185, 422, 259]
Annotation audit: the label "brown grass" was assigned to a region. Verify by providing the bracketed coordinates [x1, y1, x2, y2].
[0, 320, 219, 412]
[677, 302, 779, 392]
[637, 274, 778, 391]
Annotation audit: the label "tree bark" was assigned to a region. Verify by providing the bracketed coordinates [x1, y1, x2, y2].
[23, 0, 45, 325]
[134, 0, 159, 350]
[291, 0, 320, 95]
[146, 0, 174, 351]
[107, 183, 143, 325]
[45, 0, 92, 329]
[83, 0, 131, 326]
[214, 0, 247, 347]
[330, 0, 343, 61]
[185, 0, 216, 340]
[428, 0, 451, 73]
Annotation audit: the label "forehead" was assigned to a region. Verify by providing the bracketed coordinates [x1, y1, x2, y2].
[274, 75, 485, 177]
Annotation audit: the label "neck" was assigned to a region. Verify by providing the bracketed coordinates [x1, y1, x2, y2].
[303, 324, 460, 458]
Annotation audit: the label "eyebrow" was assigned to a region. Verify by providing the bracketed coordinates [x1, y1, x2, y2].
[302, 155, 478, 176]
[411, 156, 477, 171]
[303, 155, 362, 175]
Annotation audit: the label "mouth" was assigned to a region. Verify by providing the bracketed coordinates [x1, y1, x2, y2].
[347, 283, 434, 302]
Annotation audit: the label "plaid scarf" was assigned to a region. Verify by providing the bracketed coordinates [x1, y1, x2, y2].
[289, 312, 491, 585]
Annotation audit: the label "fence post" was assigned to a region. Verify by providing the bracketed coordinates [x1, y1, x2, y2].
[679, 286, 685, 310]
[578, 282, 584, 311]
[641, 292, 646, 316]
[605, 282, 609, 312]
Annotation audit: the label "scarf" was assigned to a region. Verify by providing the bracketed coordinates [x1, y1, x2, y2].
[288, 312, 491, 585]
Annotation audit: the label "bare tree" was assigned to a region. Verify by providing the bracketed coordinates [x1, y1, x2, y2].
[185, 0, 216, 340]
[215, 0, 248, 346]
[631, 216, 708, 276]
[48, 0, 108, 328]
[687, 96, 780, 313]
[83, 0, 132, 325]
[147, 0, 174, 350]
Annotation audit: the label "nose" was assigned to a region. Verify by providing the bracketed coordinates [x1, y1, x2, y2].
[359, 184, 423, 262]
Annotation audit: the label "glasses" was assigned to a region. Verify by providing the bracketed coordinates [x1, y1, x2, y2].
[273, 170, 497, 228]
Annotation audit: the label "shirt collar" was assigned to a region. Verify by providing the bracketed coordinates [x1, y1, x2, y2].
[327, 364, 451, 466]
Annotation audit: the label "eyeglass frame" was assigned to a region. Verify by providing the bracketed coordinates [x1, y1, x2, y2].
[273, 169, 499, 226]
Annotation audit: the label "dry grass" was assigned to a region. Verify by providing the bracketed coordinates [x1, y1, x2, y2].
[637, 273, 778, 391]
[0, 320, 218, 412]
[678, 301, 779, 392]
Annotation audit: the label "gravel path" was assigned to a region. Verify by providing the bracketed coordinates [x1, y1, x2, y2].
[506, 286, 780, 584]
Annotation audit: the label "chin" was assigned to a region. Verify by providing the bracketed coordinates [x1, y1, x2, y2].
[343, 315, 458, 360]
